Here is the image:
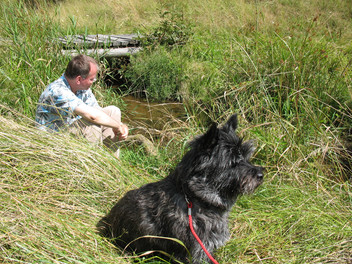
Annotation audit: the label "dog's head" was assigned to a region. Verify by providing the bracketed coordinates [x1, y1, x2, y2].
[178, 114, 264, 210]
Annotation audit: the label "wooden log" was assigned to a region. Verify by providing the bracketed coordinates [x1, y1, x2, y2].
[58, 34, 140, 49]
[61, 47, 142, 58]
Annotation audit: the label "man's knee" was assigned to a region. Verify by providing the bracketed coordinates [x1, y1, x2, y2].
[102, 106, 121, 121]
[69, 119, 102, 144]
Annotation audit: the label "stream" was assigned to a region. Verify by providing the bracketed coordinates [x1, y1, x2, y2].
[121, 95, 187, 134]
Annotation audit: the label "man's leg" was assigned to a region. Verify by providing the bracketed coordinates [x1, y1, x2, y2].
[69, 106, 122, 158]
[101, 106, 121, 158]
[69, 119, 103, 145]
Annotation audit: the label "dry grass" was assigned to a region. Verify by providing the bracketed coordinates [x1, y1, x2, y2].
[45, 0, 352, 43]
[49, 0, 161, 33]
[1, 0, 351, 262]
[1, 105, 351, 263]
[0, 107, 142, 263]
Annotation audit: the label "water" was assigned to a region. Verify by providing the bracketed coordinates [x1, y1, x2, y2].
[121, 95, 186, 132]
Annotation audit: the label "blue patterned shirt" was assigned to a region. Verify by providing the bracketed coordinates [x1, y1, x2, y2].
[35, 74, 99, 131]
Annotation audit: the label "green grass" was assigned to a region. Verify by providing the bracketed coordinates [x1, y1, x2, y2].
[0, 108, 155, 263]
[1, 0, 351, 263]
[225, 182, 352, 263]
[1, 108, 351, 263]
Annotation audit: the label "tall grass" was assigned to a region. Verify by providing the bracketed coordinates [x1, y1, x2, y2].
[0, 0, 351, 263]
[0, 0, 69, 116]
[1, 105, 351, 263]
[0, 106, 168, 263]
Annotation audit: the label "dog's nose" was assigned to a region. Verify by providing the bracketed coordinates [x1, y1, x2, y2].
[256, 167, 265, 179]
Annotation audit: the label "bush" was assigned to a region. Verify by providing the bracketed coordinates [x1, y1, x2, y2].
[139, 10, 193, 50]
[125, 47, 183, 101]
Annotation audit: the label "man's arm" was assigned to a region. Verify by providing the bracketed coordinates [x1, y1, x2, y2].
[74, 104, 128, 140]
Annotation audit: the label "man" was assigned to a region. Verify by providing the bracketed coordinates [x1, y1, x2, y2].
[35, 54, 128, 158]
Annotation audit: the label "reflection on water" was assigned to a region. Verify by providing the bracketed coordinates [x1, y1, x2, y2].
[122, 95, 186, 131]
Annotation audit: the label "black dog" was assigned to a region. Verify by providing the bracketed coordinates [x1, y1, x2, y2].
[97, 114, 264, 263]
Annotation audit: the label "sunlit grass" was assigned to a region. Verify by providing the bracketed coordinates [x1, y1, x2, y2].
[42, 0, 352, 43]
[1, 107, 351, 263]
[46, 0, 160, 34]
[0, 0, 351, 263]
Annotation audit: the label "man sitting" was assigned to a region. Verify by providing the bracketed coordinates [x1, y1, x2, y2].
[35, 54, 128, 158]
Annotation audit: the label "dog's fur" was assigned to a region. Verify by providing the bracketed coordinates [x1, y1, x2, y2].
[97, 114, 264, 263]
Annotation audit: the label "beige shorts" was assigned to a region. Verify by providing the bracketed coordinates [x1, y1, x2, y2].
[69, 105, 121, 158]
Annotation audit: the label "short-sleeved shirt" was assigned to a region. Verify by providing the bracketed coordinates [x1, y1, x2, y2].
[35, 74, 99, 131]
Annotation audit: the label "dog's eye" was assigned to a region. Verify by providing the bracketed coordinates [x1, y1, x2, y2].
[231, 156, 243, 166]
[236, 153, 244, 163]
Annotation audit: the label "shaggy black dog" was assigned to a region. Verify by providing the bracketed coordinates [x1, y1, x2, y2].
[97, 114, 264, 263]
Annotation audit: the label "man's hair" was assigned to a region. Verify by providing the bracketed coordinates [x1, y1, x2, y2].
[64, 54, 99, 79]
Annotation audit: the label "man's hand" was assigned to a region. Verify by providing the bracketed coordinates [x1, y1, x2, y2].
[113, 123, 129, 141]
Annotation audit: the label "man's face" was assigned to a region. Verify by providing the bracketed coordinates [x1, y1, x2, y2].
[79, 62, 98, 90]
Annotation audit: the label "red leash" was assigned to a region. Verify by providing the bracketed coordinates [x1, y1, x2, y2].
[187, 201, 219, 264]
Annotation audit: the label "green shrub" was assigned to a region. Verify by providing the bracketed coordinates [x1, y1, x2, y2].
[125, 47, 183, 101]
[139, 10, 193, 50]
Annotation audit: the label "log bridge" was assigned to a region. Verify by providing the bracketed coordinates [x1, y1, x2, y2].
[59, 34, 142, 58]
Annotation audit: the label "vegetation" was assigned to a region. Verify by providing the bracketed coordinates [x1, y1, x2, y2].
[1, 0, 351, 263]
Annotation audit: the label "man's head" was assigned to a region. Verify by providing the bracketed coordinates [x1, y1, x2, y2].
[65, 54, 99, 92]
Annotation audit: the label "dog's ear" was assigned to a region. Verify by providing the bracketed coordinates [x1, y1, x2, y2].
[195, 122, 219, 149]
[222, 114, 238, 133]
